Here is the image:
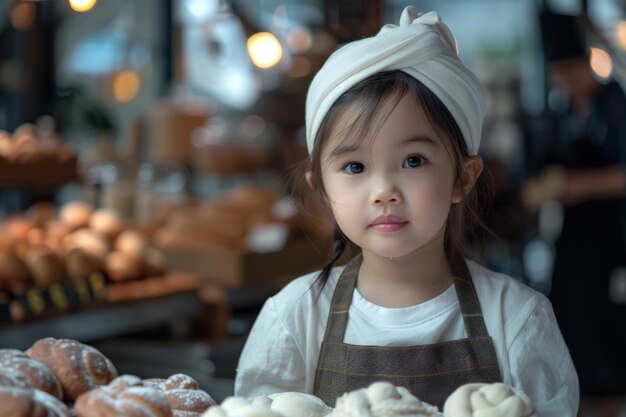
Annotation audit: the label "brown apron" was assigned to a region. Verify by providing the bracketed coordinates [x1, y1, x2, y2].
[313, 254, 502, 409]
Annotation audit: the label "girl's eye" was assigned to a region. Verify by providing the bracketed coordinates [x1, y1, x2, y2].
[342, 162, 365, 174]
[403, 155, 425, 168]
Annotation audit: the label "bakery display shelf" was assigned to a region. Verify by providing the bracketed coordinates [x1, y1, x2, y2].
[0, 272, 109, 325]
[0, 155, 79, 188]
[0, 275, 203, 350]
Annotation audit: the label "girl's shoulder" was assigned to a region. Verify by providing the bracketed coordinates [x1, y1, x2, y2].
[270, 264, 348, 316]
[467, 260, 548, 311]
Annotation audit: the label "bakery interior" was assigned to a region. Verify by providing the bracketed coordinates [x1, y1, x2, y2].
[1, 0, 626, 416]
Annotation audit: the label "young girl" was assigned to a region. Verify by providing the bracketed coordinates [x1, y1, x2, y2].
[235, 6, 578, 415]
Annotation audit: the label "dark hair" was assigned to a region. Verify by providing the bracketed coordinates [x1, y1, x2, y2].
[287, 70, 494, 293]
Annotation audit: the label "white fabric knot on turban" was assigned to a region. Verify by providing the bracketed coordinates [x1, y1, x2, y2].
[305, 6, 486, 155]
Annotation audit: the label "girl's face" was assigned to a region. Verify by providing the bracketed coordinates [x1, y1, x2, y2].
[320, 94, 463, 259]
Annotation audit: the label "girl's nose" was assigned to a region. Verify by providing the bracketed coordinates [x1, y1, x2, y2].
[371, 184, 403, 206]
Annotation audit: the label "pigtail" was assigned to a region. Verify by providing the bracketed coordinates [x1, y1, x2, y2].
[312, 228, 347, 297]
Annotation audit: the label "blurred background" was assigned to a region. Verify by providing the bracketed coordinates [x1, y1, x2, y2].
[1, 0, 626, 415]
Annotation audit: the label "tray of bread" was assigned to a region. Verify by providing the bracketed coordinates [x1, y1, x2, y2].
[0, 337, 538, 417]
[0, 337, 216, 416]
[0, 122, 78, 188]
[0, 201, 201, 325]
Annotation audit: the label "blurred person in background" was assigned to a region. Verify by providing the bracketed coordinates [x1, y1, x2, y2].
[522, 8, 626, 414]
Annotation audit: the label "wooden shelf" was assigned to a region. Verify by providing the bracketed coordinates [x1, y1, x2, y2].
[0, 290, 202, 350]
[0, 155, 79, 188]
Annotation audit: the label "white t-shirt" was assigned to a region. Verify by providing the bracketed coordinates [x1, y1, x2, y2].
[235, 260, 579, 416]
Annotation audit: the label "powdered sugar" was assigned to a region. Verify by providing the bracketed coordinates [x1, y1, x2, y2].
[33, 389, 71, 417]
[75, 375, 173, 417]
[143, 374, 215, 414]
[0, 348, 63, 399]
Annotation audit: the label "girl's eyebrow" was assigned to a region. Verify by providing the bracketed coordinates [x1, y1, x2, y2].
[401, 135, 437, 146]
[329, 143, 361, 159]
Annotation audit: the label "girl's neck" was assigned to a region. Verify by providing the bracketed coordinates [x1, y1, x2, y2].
[357, 244, 453, 308]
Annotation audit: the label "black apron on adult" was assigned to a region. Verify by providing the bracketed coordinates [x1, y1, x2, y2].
[313, 254, 502, 409]
[548, 81, 626, 396]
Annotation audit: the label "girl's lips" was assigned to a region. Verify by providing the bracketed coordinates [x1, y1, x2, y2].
[371, 223, 407, 232]
[370, 215, 408, 232]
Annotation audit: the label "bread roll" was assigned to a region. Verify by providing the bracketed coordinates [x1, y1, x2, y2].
[44, 221, 71, 255]
[115, 230, 149, 260]
[64, 229, 109, 260]
[6, 218, 35, 242]
[59, 202, 93, 230]
[0, 369, 31, 389]
[75, 375, 173, 417]
[0, 233, 15, 254]
[26, 202, 57, 227]
[105, 251, 144, 282]
[143, 374, 216, 417]
[64, 248, 102, 280]
[26, 338, 118, 401]
[24, 248, 66, 288]
[25, 228, 46, 247]
[12, 134, 38, 158]
[0, 385, 71, 417]
[89, 209, 123, 240]
[0, 349, 63, 399]
[13, 123, 37, 141]
[0, 130, 13, 156]
[0, 253, 34, 294]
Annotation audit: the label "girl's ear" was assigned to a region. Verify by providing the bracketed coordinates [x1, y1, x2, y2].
[452, 156, 483, 203]
[305, 171, 314, 189]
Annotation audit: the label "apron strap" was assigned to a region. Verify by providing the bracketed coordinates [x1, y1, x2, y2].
[451, 258, 490, 339]
[323, 254, 362, 344]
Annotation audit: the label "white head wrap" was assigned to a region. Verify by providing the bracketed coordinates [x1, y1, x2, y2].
[305, 6, 486, 155]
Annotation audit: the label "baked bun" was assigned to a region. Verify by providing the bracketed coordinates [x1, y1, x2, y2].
[0, 385, 71, 417]
[104, 251, 144, 282]
[115, 230, 149, 261]
[75, 374, 173, 417]
[26, 202, 57, 227]
[89, 209, 123, 240]
[0, 369, 33, 390]
[0, 349, 62, 400]
[59, 202, 93, 230]
[64, 229, 109, 260]
[63, 248, 102, 281]
[6, 218, 35, 242]
[143, 374, 216, 416]
[0, 252, 34, 294]
[24, 248, 66, 288]
[26, 338, 118, 401]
